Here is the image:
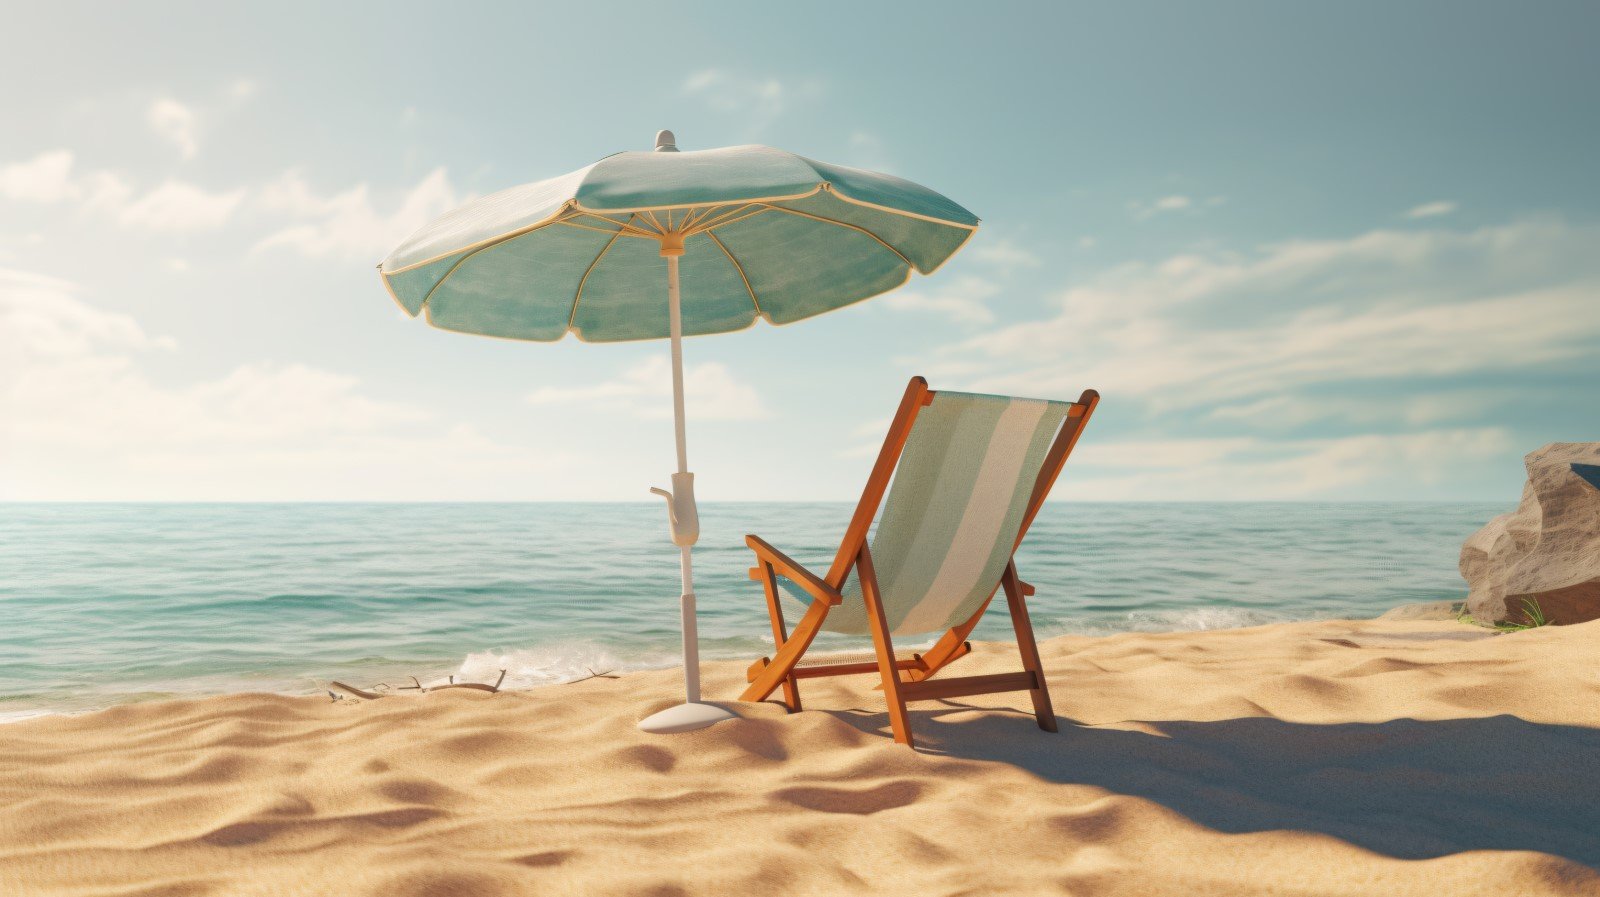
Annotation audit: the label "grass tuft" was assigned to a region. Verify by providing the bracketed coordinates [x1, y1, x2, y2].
[1459, 597, 1552, 632]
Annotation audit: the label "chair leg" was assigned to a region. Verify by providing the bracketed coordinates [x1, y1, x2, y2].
[742, 599, 830, 703]
[758, 562, 802, 713]
[1002, 562, 1056, 732]
[858, 546, 913, 747]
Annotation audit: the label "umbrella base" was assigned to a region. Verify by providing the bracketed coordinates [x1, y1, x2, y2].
[637, 701, 739, 734]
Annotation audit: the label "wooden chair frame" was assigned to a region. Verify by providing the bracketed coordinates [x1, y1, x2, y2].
[738, 376, 1099, 748]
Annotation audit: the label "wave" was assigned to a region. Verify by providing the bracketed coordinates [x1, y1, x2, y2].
[446, 642, 646, 690]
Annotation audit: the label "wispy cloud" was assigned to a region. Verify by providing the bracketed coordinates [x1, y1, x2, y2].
[881, 275, 999, 325]
[147, 98, 199, 160]
[0, 149, 241, 231]
[119, 180, 245, 230]
[0, 269, 545, 500]
[1129, 194, 1193, 219]
[252, 168, 461, 259]
[681, 69, 820, 132]
[914, 216, 1600, 498]
[225, 79, 259, 102]
[0, 150, 79, 203]
[970, 237, 1041, 268]
[1067, 429, 1515, 500]
[527, 356, 769, 421]
[1406, 200, 1458, 219]
[936, 217, 1600, 414]
[879, 235, 1038, 326]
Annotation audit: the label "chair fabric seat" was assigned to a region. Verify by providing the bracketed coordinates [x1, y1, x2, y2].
[777, 390, 1071, 637]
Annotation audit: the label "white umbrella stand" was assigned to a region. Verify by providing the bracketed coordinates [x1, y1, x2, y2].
[638, 226, 739, 734]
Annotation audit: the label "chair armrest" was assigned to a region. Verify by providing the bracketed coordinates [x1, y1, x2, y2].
[746, 535, 843, 606]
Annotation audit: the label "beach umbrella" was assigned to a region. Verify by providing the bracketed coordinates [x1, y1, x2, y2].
[378, 131, 978, 733]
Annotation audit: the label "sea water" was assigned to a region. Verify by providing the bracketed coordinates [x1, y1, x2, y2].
[0, 502, 1496, 720]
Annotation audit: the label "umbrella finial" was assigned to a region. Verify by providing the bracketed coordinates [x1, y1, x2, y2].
[654, 130, 678, 153]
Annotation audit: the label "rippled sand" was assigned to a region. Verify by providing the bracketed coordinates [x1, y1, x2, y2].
[3, 618, 1598, 896]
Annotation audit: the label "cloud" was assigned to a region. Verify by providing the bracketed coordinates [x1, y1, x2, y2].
[0, 149, 240, 230]
[881, 236, 1041, 325]
[1066, 429, 1515, 500]
[148, 98, 199, 159]
[253, 168, 460, 259]
[837, 416, 892, 459]
[1406, 200, 1458, 219]
[936, 218, 1600, 413]
[681, 69, 819, 131]
[881, 275, 999, 325]
[0, 150, 78, 202]
[118, 180, 246, 230]
[1208, 389, 1514, 429]
[526, 356, 768, 421]
[1129, 194, 1199, 219]
[846, 131, 889, 168]
[226, 79, 259, 101]
[911, 216, 1600, 498]
[0, 268, 543, 500]
[970, 237, 1040, 268]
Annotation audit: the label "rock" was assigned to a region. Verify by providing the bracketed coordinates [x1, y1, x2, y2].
[1461, 443, 1600, 625]
[1376, 601, 1462, 622]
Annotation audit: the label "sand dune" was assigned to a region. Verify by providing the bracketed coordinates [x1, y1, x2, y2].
[3, 617, 1599, 896]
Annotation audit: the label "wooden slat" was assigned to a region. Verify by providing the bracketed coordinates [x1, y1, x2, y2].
[792, 658, 924, 680]
[897, 639, 971, 685]
[899, 671, 1037, 702]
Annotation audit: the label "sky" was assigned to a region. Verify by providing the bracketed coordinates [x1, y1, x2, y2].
[1, 1, 1597, 502]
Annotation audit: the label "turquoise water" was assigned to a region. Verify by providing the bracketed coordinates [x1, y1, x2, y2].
[0, 503, 1494, 720]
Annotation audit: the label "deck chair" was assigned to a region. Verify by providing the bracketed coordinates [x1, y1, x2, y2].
[739, 376, 1099, 748]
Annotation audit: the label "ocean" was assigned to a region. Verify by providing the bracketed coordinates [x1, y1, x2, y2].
[0, 502, 1495, 721]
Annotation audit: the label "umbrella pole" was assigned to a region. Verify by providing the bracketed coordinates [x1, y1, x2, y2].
[638, 250, 736, 734]
[666, 253, 699, 704]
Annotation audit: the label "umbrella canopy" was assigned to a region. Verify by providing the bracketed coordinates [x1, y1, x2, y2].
[379, 139, 978, 341]
[378, 132, 977, 734]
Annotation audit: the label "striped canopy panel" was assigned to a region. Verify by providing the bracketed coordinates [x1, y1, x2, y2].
[783, 391, 1072, 636]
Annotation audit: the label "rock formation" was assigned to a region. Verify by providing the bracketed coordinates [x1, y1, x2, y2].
[1461, 443, 1600, 625]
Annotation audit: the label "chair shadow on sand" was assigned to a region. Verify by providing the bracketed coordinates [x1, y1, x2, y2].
[818, 703, 1600, 867]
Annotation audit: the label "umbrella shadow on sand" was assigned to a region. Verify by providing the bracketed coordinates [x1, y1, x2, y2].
[823, 705, 1600, 867]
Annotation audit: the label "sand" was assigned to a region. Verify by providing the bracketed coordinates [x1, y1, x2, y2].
[2, 617, 1598, 897]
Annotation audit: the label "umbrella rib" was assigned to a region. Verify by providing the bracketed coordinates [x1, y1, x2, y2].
[706, 232, 762, 319]
[686, 203, 763, 235]
[569, 215, 632, 330]
[757, 204, 912, 268]
[417, 219, 563, 312]
[680, 205, 710, 231]
[561, 213, 659, 239]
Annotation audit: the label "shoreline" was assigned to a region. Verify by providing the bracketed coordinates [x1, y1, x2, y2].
[0, 601, 1469, 725]
[3, 614, 1597, 896]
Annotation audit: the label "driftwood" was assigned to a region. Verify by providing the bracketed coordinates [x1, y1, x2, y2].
[329, 665, 621, 701]
[330, 681, 385, 700]
[428, 669, 508, 693]
[330, 669, 507, 700]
